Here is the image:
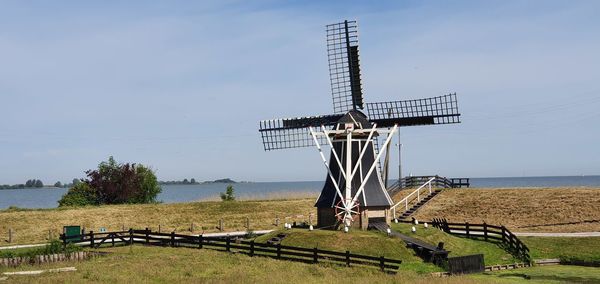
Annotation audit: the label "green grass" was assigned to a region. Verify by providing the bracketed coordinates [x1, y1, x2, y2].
[0, 240, 82, 258]
[521, 236, 600, 263]
[1, 245, 599, 283]
[255, 229, 443, 273]
[471, 265, 600, 283]
[390, 223, 520, 266]
[0, 245, 468, 283]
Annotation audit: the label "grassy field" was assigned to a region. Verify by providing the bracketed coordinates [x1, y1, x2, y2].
[0, 199, 315, 246]
[255, 229, 441, 273]
[521, 236, 600, 262]
[2, 187, 599, 245]
[1, 245, 599, 283]
[390, 223, 520, 265]
[407, 187, 600, 232]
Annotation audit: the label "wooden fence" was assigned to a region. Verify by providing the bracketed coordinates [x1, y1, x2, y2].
[60, 229, 401, 273]
[431, 218, 530, 263]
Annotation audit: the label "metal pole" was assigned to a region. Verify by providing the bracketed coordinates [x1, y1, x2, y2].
[344, 128, 353, 227]
[398, 128, 402, 188]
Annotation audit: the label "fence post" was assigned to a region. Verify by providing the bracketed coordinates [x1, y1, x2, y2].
[250, 240, 255, 257]
[313, 247, 318, 263]
[158, 224, 161, 233]
[501, 226, 506, 243]
[190, 223, 194, 232]
[8, 228, 12, 243]
[275, 216, 279, 226]
[112, 233, 115, 247]
[90, 231, 94, 248]
[380, 256, 385, 272]
[171, 231, 175, 247]
[246, 217, 250, 230]
[465, 222, 470, 238]
[226, 237, 231, 252]
[483, 223, 488, 241]
[346, 250, 350, 267]
[277, 243, 281, 259]
[129, 228, 133, 246]
[219, 219, 224, 232]
[199, 235, 203, 249]
[144, 228, 148, 244]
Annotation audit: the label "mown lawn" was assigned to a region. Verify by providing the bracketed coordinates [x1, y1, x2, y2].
[521, 236, 600, 262]
[472, 265, 600, 283]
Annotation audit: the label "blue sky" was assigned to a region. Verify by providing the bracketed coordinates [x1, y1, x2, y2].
[1, 1, 599, 184]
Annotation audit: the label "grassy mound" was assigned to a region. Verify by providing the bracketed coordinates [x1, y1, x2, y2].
[390, 223, 520, 265]
[255, 229, 442, 273]
[407, 188, 600, 232]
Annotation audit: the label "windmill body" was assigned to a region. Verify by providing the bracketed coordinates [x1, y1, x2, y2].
[259, 20, 461, 230]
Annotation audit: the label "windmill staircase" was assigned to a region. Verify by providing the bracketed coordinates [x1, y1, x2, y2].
[397, 189, 442, 220]
[390, 177, 445, 221]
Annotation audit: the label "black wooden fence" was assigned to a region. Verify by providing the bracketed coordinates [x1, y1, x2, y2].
[60, 229, 401, 273]
[447, 254, 485, 274]
[431, 218, 530, 263]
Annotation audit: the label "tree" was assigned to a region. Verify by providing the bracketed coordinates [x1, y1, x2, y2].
[220, 185, 235, 201]
[72, 178, 81, 186]
[54, 181, 62, 188]
[58, 183, 98, 207]
[58, 156, 162, 207]
[25, 179, 34, 187]
[190, 178, 196, 184]
[183, 178, 189, 184]
[34, 179, 44, 188]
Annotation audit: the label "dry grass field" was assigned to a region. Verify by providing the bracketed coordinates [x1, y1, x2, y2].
[2, 187, 599, 246]
[407, 187, 600, 232]
[0, 199, 315, 246]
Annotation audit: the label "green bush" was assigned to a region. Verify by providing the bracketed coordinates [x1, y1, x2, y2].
[58, 156, 162, 207]
[58, 183, 98, 207]
[220, 185, 235, 201]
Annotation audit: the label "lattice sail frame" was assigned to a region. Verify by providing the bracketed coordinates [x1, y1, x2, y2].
[366, 93, 460, 127]
[259, 115, 341, 151]
[327, 20, 363, 114]
[258, 94, 460, 151]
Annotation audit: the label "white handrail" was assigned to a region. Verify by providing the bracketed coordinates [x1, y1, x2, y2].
[391, 177, 436, 218]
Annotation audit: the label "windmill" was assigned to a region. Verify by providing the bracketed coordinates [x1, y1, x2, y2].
[259, 20, 461, 230]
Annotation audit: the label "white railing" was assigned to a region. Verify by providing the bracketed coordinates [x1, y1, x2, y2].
[391, 177, 436, 218]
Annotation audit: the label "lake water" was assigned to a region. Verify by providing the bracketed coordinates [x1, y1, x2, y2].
[1, 176, 599, 209]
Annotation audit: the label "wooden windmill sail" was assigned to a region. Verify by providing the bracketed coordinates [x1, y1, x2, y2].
[259, 20, 461, 230]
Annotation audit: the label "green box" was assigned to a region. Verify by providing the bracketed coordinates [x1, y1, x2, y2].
[63, 225, 81, 243]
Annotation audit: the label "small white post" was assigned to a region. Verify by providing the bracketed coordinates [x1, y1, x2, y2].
[405, 199, 408, 210]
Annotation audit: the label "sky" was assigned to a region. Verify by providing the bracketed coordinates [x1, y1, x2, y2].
[1, 1, 599, 184]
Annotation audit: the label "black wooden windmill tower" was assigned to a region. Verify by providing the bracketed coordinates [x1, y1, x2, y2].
[259, 20, 461, 230]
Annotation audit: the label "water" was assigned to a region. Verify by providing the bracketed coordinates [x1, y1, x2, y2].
[0, 181, 323, 210]
[470, 175, 600, 188]
[1, 176, 599, 209]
